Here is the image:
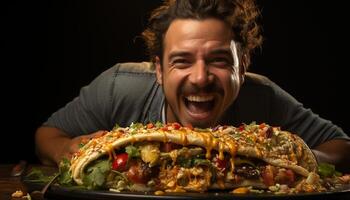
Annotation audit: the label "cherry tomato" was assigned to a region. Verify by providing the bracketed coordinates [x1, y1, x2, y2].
[112, 153, 128, 171]
[146, 123, 154, 129]
[172, 122, 181, 130]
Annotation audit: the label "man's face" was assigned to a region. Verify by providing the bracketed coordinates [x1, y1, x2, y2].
[155, 18, 245, 128]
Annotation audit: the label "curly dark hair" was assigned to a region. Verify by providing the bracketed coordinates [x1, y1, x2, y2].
[142, 0, 262, 69]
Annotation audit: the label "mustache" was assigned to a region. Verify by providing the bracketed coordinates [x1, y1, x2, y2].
[180, 82, 224, 95]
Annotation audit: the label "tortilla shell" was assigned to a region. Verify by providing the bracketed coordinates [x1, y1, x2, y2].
[70, 127, 316, 185]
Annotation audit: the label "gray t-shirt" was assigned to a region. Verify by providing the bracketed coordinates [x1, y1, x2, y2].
[44, 62, 349, 148]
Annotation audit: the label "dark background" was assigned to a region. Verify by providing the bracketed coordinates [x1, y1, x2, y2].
[2, 0, 348, 164]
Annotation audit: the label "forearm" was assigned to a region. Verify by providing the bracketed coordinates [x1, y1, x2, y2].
[312, 139, 350, 173]
[35, 126, 72, 166]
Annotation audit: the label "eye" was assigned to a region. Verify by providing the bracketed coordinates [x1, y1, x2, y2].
[169, 58, 192, 69]
[207, 57, 232, 68]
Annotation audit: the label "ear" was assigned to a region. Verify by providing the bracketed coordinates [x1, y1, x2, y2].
[155, 56, 163, 85]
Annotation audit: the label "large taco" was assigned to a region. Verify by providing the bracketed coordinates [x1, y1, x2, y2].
[62, 122, 325, 193]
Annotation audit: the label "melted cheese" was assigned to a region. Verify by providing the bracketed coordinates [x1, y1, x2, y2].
[218, 142, 225, 160]
[162, 131, 168, 143]
[230, 158, 235, 174]
[105, 143, 114, 160]
[180, 130, 188, 146]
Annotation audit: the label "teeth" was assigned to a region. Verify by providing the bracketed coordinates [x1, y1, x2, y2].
[186, 95, 214, 102]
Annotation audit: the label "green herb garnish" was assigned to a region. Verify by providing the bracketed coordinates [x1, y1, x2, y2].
[83, 159, 111, 189]
[125, 145, 140, 158]
[58, 157, 73, 185]
[317, 163, 342, 178]
[25, 168, 57, 183]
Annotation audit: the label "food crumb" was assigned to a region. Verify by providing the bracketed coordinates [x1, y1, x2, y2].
[154, 190, 165, 195]
[11, 190, 24, 198]
[231, 187, 249, 194]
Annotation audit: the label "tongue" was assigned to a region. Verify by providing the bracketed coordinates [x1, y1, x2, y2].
[187, 101, 213, 113]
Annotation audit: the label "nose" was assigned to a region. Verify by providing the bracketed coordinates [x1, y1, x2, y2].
[188, 61, 213, 88]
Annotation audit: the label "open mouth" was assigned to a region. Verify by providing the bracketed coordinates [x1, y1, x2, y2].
[184, 95, 215, 117]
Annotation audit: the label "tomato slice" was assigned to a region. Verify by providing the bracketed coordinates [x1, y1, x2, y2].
[112, 153, 128, 171]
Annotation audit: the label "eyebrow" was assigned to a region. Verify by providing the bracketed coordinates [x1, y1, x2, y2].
[168, 51, 192, 60]
[168, 48, 232, 60]
[208, 48, 233, 57]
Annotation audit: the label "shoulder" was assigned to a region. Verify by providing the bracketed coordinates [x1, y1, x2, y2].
[81, 62, 157, 96]
[243, 72, 275, 88]
[91, 62, 157, 93]
[232, 72, 294, 125]
[109, 62, 158, 93]
[90, 62, 159, 99]
[240, 72, 279, 98]
[109, 62, 162, 126]
[95, 62, 156, 81]
[112, 61, 156, 74]
[241, 72, 296, 104]
[79, 61, 159, 110]
[87, 61, 162, 127]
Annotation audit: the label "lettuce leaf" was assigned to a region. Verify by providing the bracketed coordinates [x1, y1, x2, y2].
[58, 157, 73, 185]
[83, 159, 111, 189]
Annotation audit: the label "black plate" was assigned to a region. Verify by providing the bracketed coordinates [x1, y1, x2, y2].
[24, 181, 350, 200]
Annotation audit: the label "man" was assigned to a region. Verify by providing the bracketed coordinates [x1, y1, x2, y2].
[35, 0, 350, 172]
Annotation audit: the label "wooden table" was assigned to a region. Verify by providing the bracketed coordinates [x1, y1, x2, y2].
[0, 164, 28, 200]
[0, 164, 57, 200]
